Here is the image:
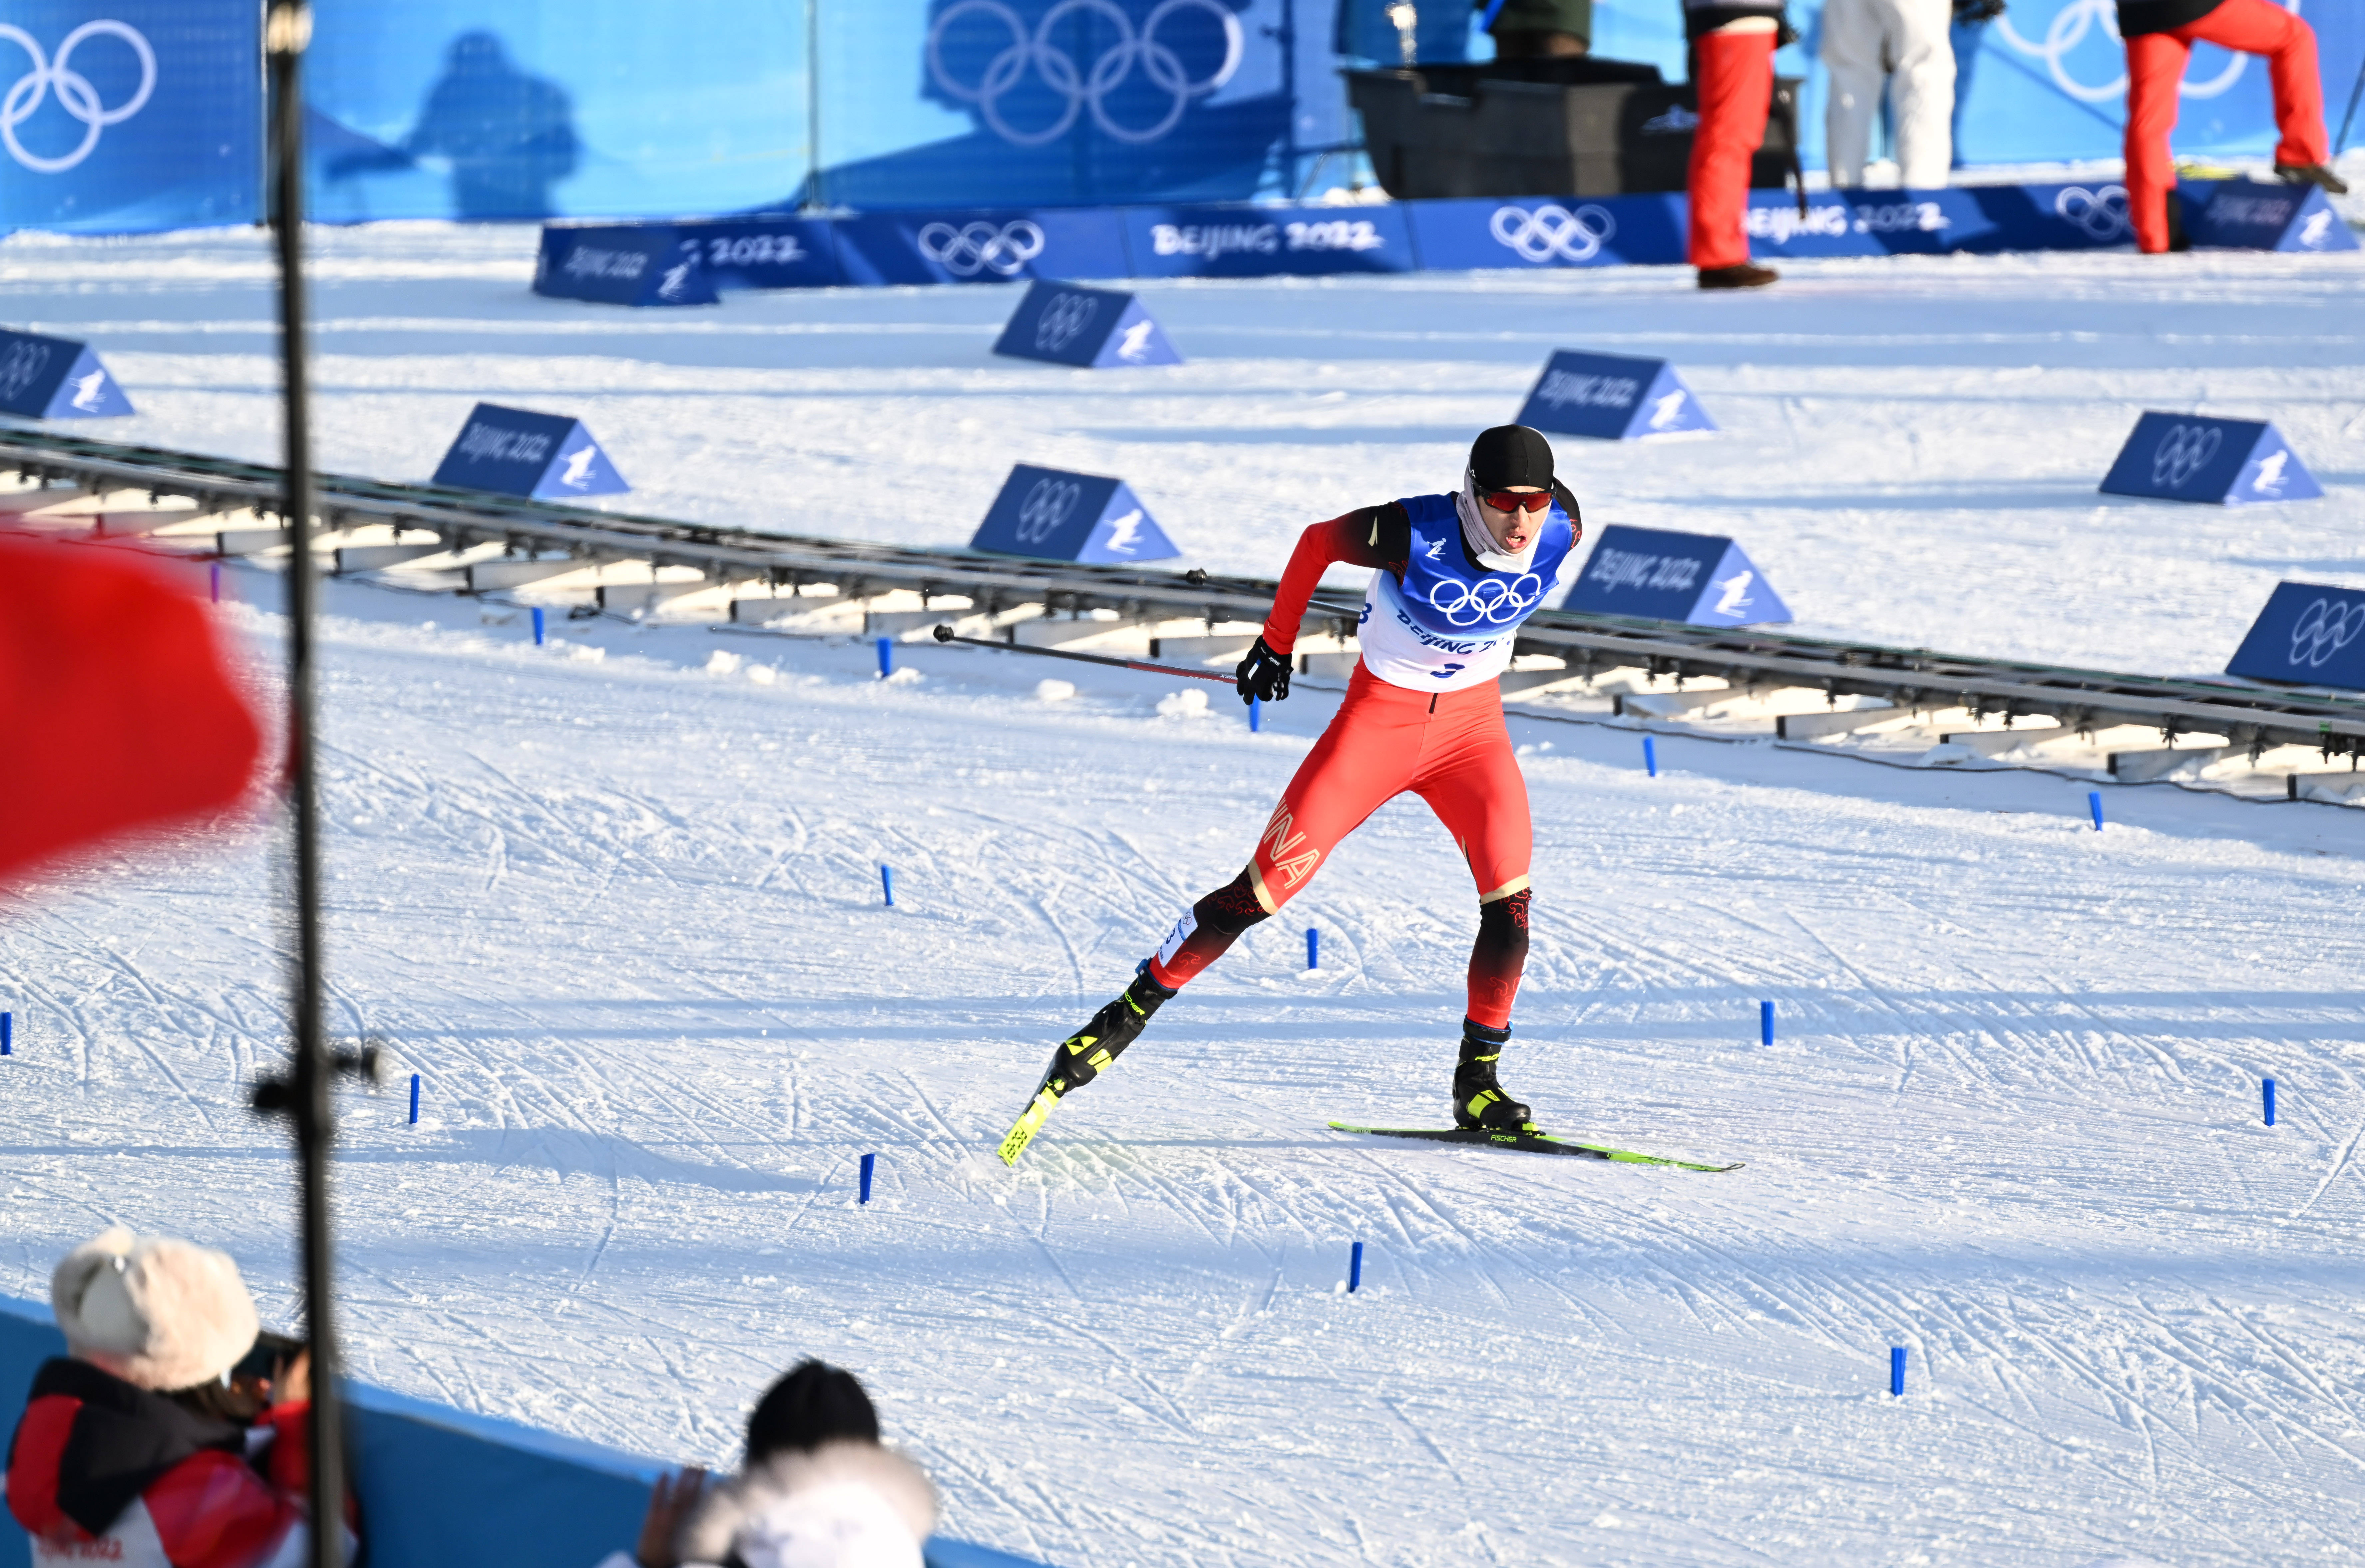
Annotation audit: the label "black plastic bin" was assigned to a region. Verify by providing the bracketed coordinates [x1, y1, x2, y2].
[1345, 60, 1800, 200]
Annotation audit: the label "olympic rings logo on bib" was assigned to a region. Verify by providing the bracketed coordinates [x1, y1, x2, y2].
[2151, 423, 2222, 489]
[1428, 573, 1544, 628]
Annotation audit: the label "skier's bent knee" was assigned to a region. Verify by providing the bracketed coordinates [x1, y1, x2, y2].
[1145, 868, 1271, 990]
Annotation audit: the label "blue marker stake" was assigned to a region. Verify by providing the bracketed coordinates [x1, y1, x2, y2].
[860, 1152, 876, 1204]
[876, 636, 893, 679]
[880, 864, 895, 907]
[2, 1011, 11, 1056]
[1891, 1346, 1906, 1397]
[1307, 927, 1320, 970]
[2088, 791, 2104, 831]
[1644, 736, 1658, 777]
[1760, 1000, 1774, 1047]
[532, 606, 546, 646]
[1250, 696, 1262, 733]
[2264, 1077, 2277, 1127]
[408, 1073, 420, 1125]
[1348, 1240, 1364, 1293]
[208, 562, 220, 605]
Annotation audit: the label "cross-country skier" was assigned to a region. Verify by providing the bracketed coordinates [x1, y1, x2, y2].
[1001, 426, 1583, 1163]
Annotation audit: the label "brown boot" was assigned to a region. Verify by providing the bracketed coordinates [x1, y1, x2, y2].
[2276, 162, 2351, 196]
[1697, 262, 1779, 290]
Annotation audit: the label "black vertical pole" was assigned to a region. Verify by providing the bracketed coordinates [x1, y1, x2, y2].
[2338, 48, 2365, 157]
[264, 7, 346, 1567]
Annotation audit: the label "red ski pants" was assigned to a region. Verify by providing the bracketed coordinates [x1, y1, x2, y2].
[1689, 28, 1777, 270]
[2126, 0, 2328, 254]
[1149, 666, 1535, 1026]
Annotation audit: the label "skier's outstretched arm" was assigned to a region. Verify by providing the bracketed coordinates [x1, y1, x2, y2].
[1234, 505, 1409, 704]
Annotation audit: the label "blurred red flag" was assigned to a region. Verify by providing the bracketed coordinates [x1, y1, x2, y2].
[0, 535, 264, 887]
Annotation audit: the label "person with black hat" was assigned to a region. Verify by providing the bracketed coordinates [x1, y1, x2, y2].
[605, 1360, 937, 1568]
[1001, 427, 1583, 1163]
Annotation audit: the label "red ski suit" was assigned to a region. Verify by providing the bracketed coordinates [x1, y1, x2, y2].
[1148, 507, 1548, 1028]
[2124, 0, 2329, 254]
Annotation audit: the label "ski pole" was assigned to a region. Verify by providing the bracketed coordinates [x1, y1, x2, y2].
[931, 624, 1237, 685]
[2340, 50, 2365, 157]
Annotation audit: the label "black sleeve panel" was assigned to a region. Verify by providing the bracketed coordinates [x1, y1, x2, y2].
[1551, 479, 1584, 542]
[1343, 501, 1412, 569]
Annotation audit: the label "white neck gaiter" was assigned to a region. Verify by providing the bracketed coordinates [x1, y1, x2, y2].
[1454, 475, 1543, 574]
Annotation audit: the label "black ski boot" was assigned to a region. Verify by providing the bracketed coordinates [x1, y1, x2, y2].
[1035, 962, 1176, 1100]
[1451, 1018, 1535, 1132]
[999, 964, 1179, 1165]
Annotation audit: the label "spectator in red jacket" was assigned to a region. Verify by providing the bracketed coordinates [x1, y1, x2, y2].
[1684, 0, 1791, 288]
[5, 1229, 349, 1568]
[2122, 0, 2348, 253]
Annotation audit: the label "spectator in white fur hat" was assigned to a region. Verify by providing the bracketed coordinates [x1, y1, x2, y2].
[5, 1227, 353, 1568]
[605, 1360, 937, 1568]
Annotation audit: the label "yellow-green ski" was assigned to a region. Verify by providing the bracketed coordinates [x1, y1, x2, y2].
[998, 1086, 1062, 1166]
[1328, 1121, 1742, 1172]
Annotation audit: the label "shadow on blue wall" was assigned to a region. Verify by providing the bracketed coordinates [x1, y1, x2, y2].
[323, 31, 579, 219]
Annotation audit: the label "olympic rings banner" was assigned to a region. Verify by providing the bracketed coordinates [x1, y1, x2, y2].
[0, 0, 257, 232]
[2227, 582, 2365, 692]
[1943, 0, 2363, 166]
[9, 1, 2361, 234]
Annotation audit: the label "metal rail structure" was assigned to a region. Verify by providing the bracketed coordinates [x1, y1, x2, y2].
[8, 426, 2365, 771]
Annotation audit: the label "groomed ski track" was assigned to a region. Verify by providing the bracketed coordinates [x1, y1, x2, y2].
[3, 218, 2365, 1565]
[2, 587, 2361, 1567]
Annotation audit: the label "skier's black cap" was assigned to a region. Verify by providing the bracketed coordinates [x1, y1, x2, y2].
[1468, 425, 1554, 490]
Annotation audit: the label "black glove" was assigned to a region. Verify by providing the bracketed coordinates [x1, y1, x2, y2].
[1234, 637, 1291, 706]
[1953, 0, 2004, 21]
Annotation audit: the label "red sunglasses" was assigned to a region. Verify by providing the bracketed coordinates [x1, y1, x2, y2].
[1479, 487, 1553, 514]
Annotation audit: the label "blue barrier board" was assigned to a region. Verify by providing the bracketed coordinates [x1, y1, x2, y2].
[2191, 179, 2358, 254]
[675, 217, 847, 290]
[2098, 413, 2320, 506]
[432, 403, 629, 500]
[992, 281, 1182, 369]
[1123, 202, 1415, 277]
[1563, 524, 1789, 627]
[972, 464, 1178, 564]
[834, 208, 1129, 286]
[1514, 350, 1715, 441]
[0, 1295, 1055, 1568]
[529, 177, 2314, 298]
[0, 330, 134, 419]
[534, 225, 717, 307]
[2227, 582, 2365, 692]
[1405, 196, 1680, 270]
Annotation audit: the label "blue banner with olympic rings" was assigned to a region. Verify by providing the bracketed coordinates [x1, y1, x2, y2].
[6, 1, 2361, 232]
[0, 0, 258, 233]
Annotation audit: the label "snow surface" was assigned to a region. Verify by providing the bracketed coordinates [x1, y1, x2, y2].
[2, 225, 2365, 1566]
[4, 216, 2363, 677]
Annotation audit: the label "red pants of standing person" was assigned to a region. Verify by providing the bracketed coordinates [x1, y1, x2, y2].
[1149, 664, 1534, 1027]
[1689, 28, 1778, 270]
[2126, 0, 2328, 253]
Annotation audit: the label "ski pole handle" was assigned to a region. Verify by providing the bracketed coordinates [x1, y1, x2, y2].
[930, 623, 1237, 684]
